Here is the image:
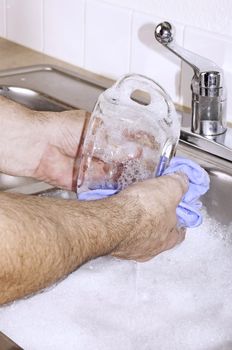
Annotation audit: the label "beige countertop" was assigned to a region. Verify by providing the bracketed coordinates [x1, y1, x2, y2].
[0, 37, 113, 87]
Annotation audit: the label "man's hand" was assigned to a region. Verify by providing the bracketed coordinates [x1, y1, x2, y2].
[0, 96, 88, 190]
[110, 173, 188, 261]
[33, 110, 89, 190]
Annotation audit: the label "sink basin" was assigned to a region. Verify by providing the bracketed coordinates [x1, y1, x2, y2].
[0, 65, 232, 350]
[0, 64, 231, 225]
[0, 65, 107, 193]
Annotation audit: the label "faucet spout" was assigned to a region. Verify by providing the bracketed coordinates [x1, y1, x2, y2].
[154, 22, 227, 137]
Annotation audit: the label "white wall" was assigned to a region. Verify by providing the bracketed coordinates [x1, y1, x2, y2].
[0, 0, 232, 122]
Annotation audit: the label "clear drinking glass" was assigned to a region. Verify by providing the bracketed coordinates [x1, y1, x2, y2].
[76, 74, 180, 199]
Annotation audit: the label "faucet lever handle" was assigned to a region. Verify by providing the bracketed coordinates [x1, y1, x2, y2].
[154, 22, 222, 82]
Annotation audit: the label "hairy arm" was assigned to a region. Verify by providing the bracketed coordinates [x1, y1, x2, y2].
[0, 191, 128, 305]
[0, 96, 188, 305]
[0, 174, 187, 305]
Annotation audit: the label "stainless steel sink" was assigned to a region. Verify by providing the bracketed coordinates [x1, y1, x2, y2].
[0, 65, 107, 194]
[0, 64, 231, 225]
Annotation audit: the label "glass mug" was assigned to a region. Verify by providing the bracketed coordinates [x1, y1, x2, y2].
[76, 74, 180, 199]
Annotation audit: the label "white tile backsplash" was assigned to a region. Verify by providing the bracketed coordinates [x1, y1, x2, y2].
[96, 0, 232, 37]
[43, 0, 85, 67]
[130, 12, 184, 104]
[6, 0, 43, 51]
[0, 0, 6, 37]
[85, 0, 132, 79]
[2, 0, 232, 122]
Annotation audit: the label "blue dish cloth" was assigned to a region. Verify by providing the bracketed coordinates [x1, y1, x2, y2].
[163, 157, 210, 228]
[78, 156, 210, 228]
[78, 189, 118, 201]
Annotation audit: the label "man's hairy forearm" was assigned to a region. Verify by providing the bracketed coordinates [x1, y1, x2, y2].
[0, 174, 187, 306]
[0, 96, 188, 305]
[0, 192, 134, 305]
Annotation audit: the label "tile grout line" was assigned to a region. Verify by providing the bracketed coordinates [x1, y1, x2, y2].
[83, 0, 87, 68]
[41, 0, 44, 52]
[4, 0, 7, 38]
[128, 9, 134, 74]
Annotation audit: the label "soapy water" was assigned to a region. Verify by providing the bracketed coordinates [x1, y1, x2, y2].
[0, 210, 232, 350]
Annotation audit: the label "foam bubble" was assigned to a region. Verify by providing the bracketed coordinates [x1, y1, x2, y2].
[117, 158, 153, 189]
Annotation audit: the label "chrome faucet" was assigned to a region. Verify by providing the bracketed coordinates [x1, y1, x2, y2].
[154, 21, 232, 162]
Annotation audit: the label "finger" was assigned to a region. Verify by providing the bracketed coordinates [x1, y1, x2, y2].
[111, 250, 155, 262]
[53, 155, 75, 190]
[111, 226, 186, 262]
[127, 173, 188, 211]
[51, 110, 88, 157]
[176, 226, 186, 244]
[163, 226, 186, 252]
[123, 129, 160, 150]
[38, 145, 75, 190]
[155, 173, 188, 207]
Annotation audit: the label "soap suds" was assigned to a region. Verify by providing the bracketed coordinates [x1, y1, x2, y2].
[0, 211, 232, 350]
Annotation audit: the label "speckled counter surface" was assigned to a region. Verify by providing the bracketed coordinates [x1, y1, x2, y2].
[0, 37, 112, 87]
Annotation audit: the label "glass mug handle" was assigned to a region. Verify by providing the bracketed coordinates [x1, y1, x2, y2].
[112, 73, 175, 117]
